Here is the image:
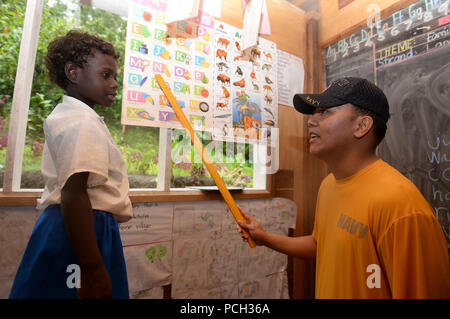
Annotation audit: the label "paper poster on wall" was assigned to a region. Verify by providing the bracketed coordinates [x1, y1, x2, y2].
[123, 243, 172, 292]
[119, 202, 173, 246]
[172, 236, 242, 298]
[172, 201, 223, 239]
[277, 49, 304, 107]
[122, 0, 215, 131]
[171, 199, 292, 298]
[166, 0, 223, 23]
[259, 0, 271, 36]
[165, 0, 201, 24]
[202, 0, 223, 18]
[1, 198, 296, 299]
[131, 286, 164, 299]
[212, 21, 278, 144]
[241, 0, 264, 50]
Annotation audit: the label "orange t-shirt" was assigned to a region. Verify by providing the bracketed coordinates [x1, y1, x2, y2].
[312, 159, 450, 298]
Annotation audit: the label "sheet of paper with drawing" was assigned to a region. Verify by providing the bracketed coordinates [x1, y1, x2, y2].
[171, 199, 294, 298]
[119, 203, 174, 293]
[172, 201, 239, 297]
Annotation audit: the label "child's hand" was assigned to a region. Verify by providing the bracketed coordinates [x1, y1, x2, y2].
[236, 207, 267, 246]
[77, 264, 112, 299]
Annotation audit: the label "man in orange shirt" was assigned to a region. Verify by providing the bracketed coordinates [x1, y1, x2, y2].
[238, 77, 450, 298]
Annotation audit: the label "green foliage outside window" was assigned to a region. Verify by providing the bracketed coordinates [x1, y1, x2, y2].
[0, 0, 253, 189]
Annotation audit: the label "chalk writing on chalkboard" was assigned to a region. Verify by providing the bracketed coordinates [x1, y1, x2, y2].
[323, 0, 450, 249]
[325, 0, 449, 62]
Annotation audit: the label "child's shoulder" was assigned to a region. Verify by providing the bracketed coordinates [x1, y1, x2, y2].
[45, 97, 101, 136]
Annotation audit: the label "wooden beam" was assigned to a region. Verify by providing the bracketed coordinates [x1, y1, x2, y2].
[0, 188, 274, 206]
[291, 15, 328, 299]
[157, 128, 172, 191]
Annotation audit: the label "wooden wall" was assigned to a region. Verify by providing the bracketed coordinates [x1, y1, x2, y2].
[222, 0, 328, 298]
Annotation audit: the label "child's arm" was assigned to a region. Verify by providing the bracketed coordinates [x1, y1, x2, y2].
[60, 172, 112, 299]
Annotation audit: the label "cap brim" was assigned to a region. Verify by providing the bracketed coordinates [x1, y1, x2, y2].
[293, 93, 346, 114]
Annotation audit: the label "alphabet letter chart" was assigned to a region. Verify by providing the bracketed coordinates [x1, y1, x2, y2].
[122, 0, 215, 131]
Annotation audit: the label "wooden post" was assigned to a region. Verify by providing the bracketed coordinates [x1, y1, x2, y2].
[291, 13, 328, 299]
[157, 128, 173, 191]
[3, 0, 44, 192]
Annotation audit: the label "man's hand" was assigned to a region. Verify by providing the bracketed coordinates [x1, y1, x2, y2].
[237, 207, 317, 260]
[237, 208, 267, 246]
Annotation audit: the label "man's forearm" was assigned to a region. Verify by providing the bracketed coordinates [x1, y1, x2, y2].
[262, 234, 317, 259]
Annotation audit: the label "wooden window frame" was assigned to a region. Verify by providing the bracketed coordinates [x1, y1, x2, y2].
[0, 0, 276, 206]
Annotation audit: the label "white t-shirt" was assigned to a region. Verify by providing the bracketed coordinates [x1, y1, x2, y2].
[37, 96, 132, 223]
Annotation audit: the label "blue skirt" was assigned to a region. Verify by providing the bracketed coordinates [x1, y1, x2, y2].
[9, 205, 129, 299]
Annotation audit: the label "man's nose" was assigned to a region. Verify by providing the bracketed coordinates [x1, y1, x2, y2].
[307, 114, 318, 128]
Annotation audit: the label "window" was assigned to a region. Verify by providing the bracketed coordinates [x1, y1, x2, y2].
[170, 130, 255, 188]
[0, 0, 27, 188]
[1, 0, 274, 200]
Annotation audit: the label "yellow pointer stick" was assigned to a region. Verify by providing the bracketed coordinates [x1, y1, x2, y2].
[155, 74, 256, 248]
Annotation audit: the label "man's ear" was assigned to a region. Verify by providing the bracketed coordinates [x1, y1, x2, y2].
[354, 115, 374, 139]
[65, 62, 79, 84]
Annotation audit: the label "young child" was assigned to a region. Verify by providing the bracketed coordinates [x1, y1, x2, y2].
[9, 30, 132, 299]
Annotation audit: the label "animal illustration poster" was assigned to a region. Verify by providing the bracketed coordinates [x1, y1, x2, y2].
[122, 0, 215, 131]
[212, 21, 278, 144]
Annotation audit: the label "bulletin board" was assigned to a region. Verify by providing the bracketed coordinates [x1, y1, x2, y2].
[323, 0, 450, 249]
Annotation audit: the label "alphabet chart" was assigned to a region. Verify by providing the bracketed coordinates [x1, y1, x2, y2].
[122, 0, 215, 131]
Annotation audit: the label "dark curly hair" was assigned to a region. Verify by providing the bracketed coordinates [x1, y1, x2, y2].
[44, 30, 120, 90]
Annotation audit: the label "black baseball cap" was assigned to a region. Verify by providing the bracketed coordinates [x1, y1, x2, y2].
[293, 77, 390, 123]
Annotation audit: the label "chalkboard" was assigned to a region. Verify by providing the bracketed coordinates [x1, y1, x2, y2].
[323, 0, 450, 249]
